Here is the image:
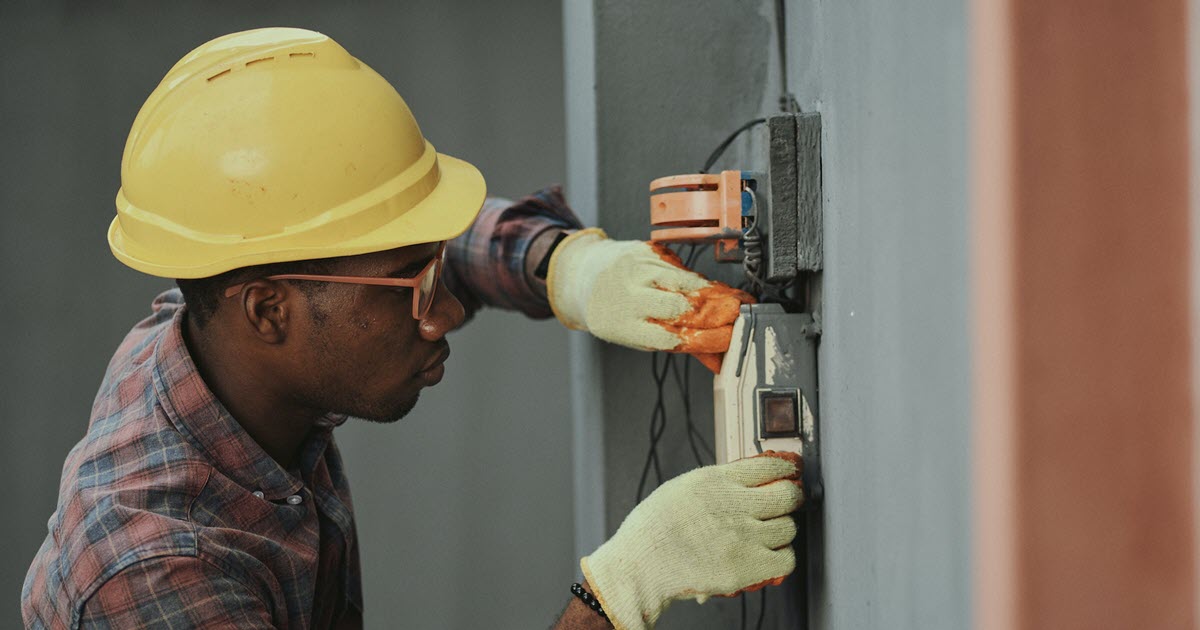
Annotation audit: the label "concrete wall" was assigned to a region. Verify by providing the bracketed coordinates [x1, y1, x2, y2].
[0, 2, 573, 628]
[788, 2, 972, 628]
[568, 0, 972, 628]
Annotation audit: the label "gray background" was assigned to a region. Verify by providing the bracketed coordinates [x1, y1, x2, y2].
[567, 0, 971, 628]
[0, 1, 574, 628]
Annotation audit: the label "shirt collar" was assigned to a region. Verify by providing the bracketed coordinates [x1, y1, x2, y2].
[151, 307, 342, 500]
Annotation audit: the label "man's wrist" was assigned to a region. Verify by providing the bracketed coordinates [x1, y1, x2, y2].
[555, 579, 614, 629]
[525, 228, 573, 300]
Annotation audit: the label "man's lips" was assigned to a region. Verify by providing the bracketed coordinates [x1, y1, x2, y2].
[418, 345, 450, 375]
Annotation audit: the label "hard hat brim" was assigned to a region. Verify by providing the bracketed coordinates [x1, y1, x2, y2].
[108, 152, 487, 279]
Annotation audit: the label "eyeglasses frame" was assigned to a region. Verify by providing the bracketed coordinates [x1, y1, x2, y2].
[222, 242, 447, 320]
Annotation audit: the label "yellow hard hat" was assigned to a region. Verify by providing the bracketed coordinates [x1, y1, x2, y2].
[109, 27, 486, 278]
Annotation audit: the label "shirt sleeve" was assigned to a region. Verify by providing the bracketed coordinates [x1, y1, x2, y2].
[442, 185, 583, 320]
[79, 556, 275, 629]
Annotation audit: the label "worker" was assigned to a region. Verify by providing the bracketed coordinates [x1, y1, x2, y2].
[21, 28, 803, 630]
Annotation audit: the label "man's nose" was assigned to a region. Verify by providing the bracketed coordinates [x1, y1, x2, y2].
[418, 282, 465, 341]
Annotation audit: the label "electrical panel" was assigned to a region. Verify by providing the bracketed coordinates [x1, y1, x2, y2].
[647, 111, 823, 628]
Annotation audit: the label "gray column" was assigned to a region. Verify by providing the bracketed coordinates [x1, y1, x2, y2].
[565, 1, 973, 628]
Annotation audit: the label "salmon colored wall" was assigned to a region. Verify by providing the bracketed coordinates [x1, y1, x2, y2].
[973, 1, 1194, 628]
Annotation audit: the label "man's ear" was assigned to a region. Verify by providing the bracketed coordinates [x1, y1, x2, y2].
[238, 280, 292, 344]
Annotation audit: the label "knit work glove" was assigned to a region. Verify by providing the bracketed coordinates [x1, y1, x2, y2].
[581, 452, 804, 630]
[546, 228, 755, 372]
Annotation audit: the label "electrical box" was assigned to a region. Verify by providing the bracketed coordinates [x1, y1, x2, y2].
[647, 113, 823, 498]
[647, 110, 824, 628]
[714, 304, 822, 501]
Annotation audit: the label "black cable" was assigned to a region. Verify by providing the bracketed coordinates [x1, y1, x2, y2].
[742, 217, 767, 297]
[636, 352, 674, 502]
[700, 118, 767, 175]
[638, 243, 714, 501]
[669, 355, 702, 467]
[672, 353, 714, 467]
[774, 0, 799, 113]
[740, 593, 747, 630]
[756, 590, 768, 630]
[743, 209, 802, 305]
[675, 244, 718, 468]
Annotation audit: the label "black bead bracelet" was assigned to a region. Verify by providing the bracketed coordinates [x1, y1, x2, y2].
[570, 582, 609, 621]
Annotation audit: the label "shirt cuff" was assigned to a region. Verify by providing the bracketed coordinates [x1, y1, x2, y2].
[443, 185, 584, 319]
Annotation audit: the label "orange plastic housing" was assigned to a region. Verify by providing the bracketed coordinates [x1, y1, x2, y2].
[649, 170, 745, 261]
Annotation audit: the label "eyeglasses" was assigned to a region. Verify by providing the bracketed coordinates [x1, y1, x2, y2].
[223, 242, 447, 320]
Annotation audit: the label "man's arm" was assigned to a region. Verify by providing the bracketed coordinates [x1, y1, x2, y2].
[79, 556, 275, 629]
[552, 581, 613, 630]
[443, 186, 581, 322]
[442, 186, 752, 371]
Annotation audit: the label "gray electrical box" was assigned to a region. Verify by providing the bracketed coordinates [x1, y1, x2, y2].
[757, 112, 823, 281]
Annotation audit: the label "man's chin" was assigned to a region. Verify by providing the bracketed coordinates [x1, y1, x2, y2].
[349, 392, 421, 424]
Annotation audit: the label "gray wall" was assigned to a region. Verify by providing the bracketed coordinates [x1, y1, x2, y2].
[0, 2, 574, 628]
[788, 2, 972, 628]
[569, 0, 972, 628]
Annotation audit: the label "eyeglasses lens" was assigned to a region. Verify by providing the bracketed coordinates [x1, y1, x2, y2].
[416, 257, 440, 318]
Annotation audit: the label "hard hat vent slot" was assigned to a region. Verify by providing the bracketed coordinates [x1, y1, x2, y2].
[205, 51, 314, 83]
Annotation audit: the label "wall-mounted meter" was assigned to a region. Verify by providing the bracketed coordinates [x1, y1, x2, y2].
[714, 304, 822, 501]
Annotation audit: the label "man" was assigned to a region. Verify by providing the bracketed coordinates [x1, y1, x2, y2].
[22, 28, 803, 630]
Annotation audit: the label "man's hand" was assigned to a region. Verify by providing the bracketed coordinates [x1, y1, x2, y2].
[580, 453, 803, 630]
[546, 228, 754, 372]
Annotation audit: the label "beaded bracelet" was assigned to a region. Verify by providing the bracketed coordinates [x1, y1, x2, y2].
[570, 582, 610, 622]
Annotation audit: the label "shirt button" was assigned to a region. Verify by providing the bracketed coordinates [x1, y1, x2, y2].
[286, 494, 303, 505]
[253, 491, 265, 499]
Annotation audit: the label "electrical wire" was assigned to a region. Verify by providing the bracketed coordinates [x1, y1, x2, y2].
[774, 0, 799, 113]
[742, 198, 801, 306]
[679, 244, 716, 467]
[635, 352, 674, 502]
[742, 212, 767, 297]
[672, 348, 715, 467]
[700, 118, 767, 175]
[636, 244, 716, 506]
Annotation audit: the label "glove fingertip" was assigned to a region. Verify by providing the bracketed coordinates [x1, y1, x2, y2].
[753, 450, 802, 480]
[725, 452, 801, 488]
[648, 241, 687, 268]
[672, 326, 735, 354]
[747, 478, 805, 520]
[690, 352, 723, 374]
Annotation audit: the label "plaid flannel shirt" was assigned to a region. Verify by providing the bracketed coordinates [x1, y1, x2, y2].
[22, 188, 581, 629]
[444, 186, 579, 319]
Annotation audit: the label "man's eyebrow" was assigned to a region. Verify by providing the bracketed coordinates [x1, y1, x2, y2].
[385, 255, 434, 279]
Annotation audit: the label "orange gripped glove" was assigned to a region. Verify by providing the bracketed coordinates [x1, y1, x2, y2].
[546, 228, 755, 373]
[646, 243, 755, 373]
